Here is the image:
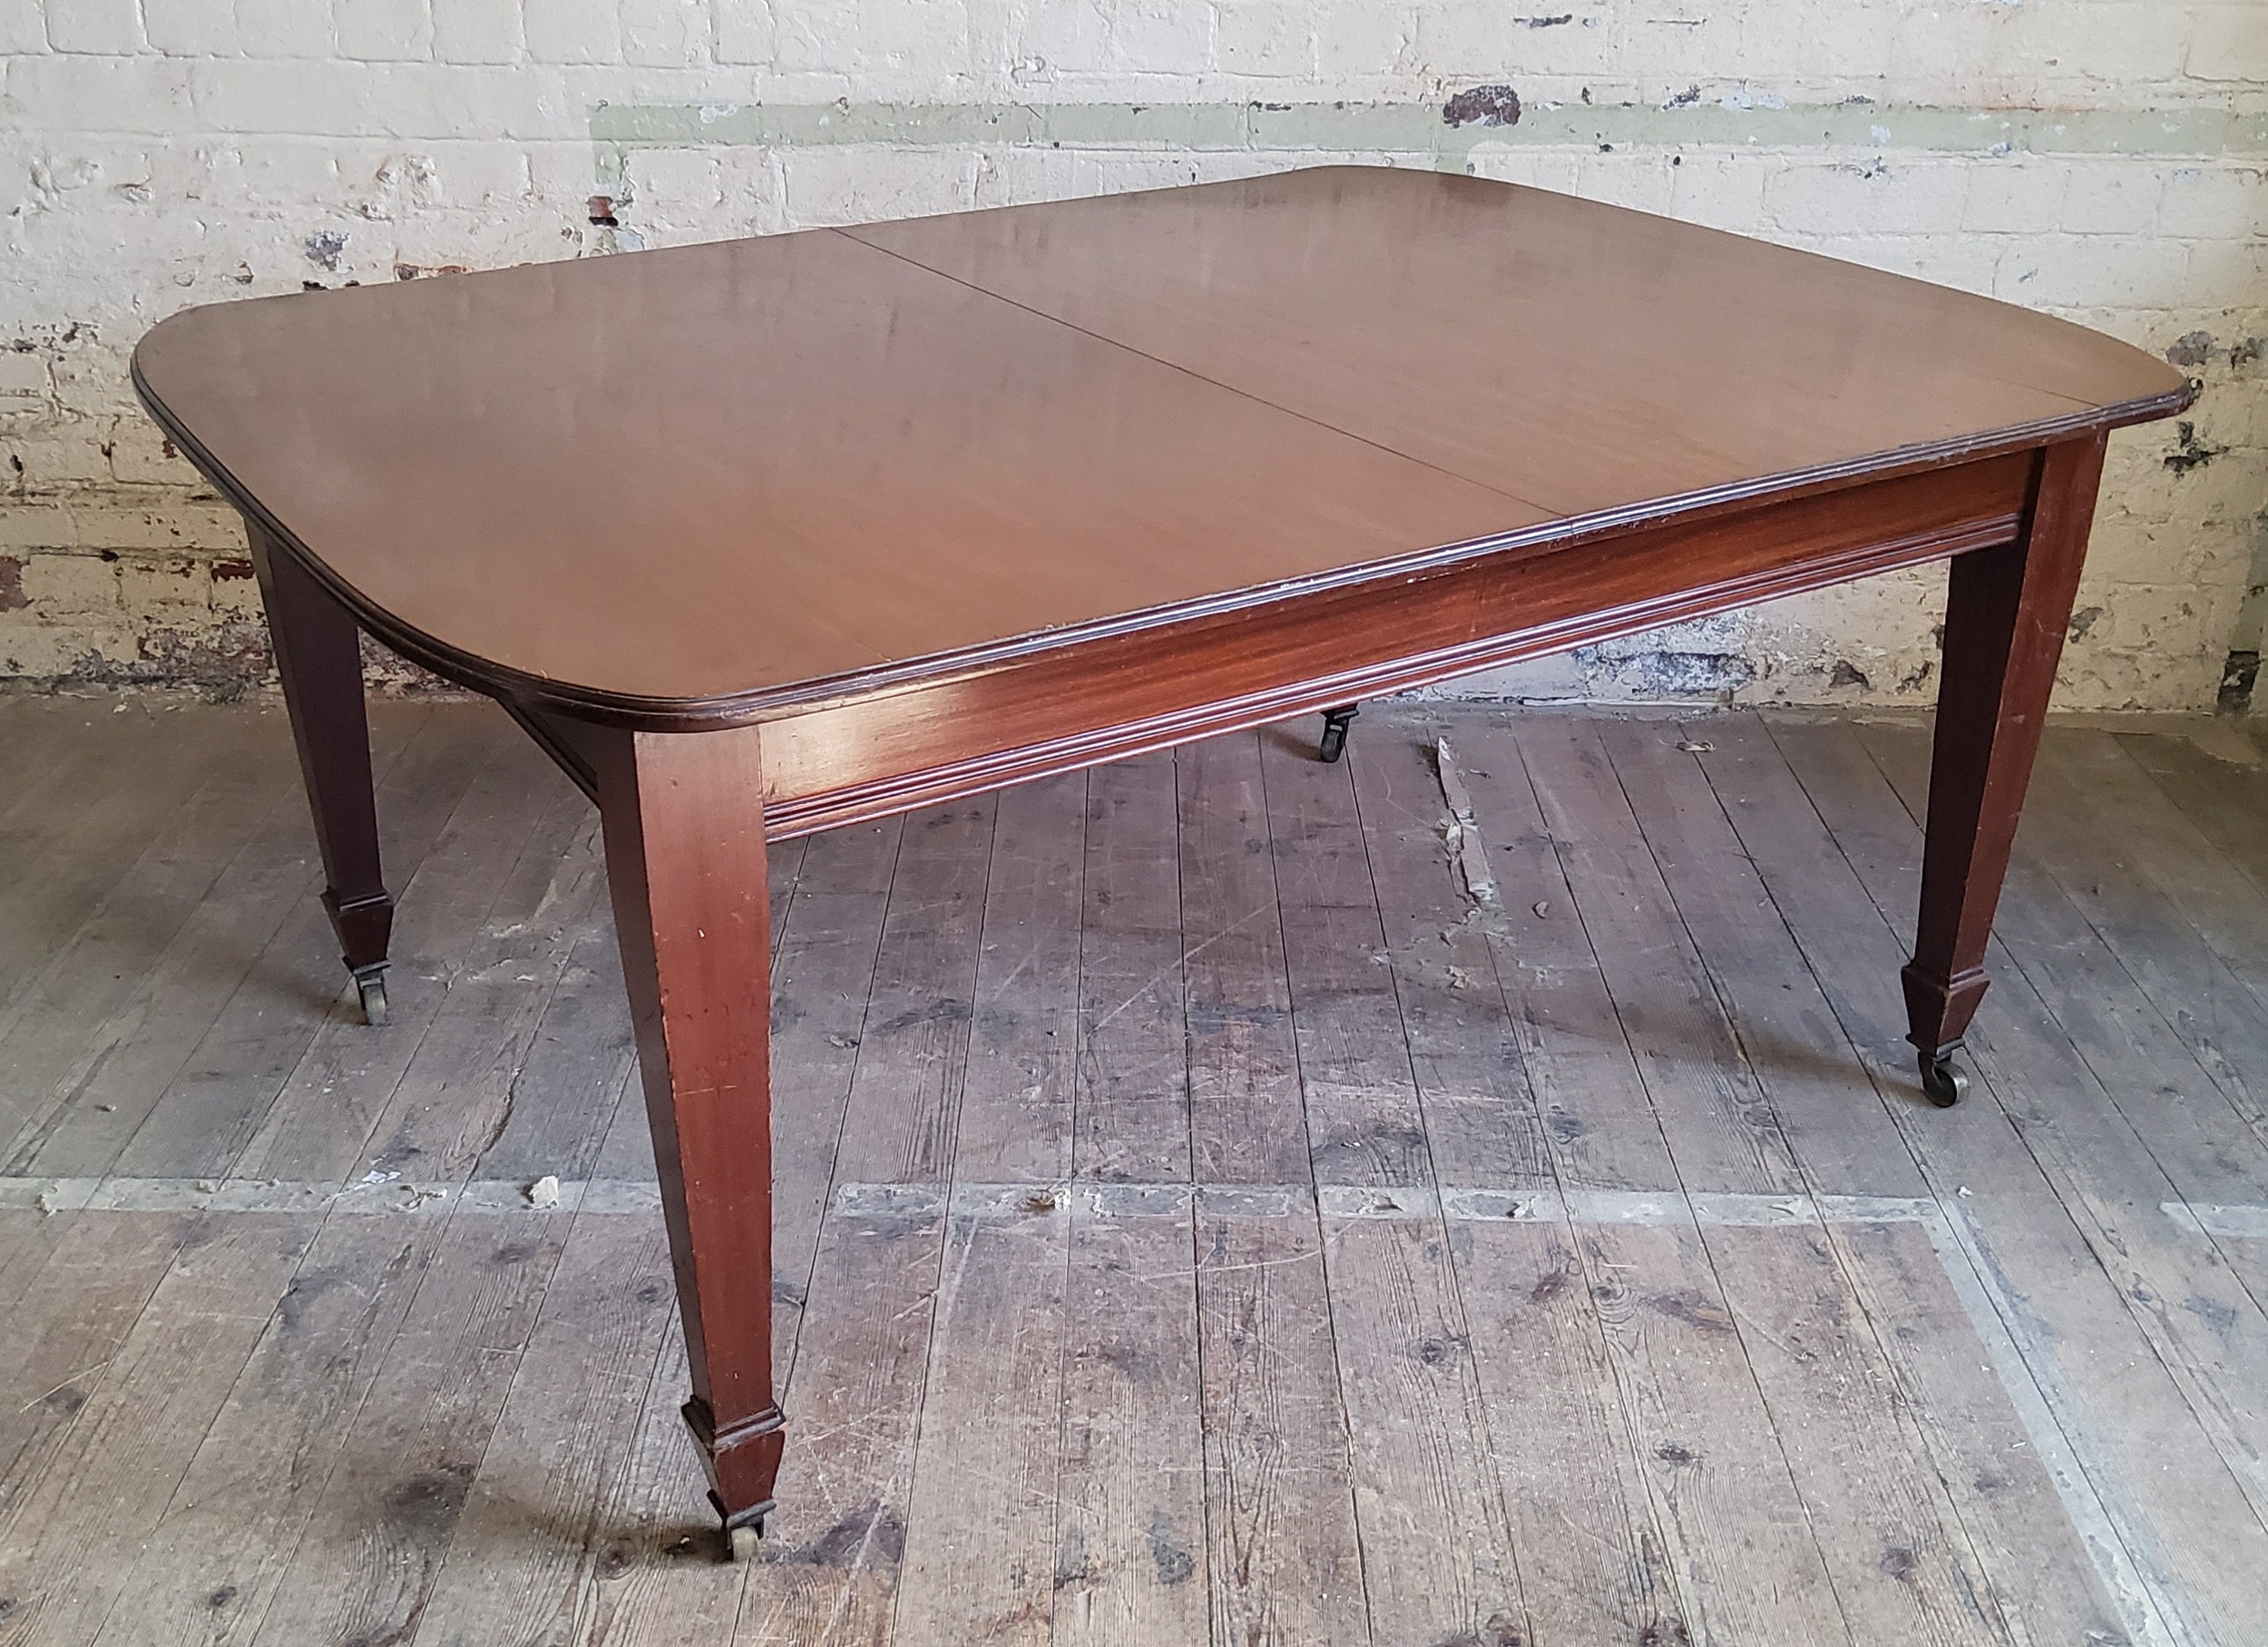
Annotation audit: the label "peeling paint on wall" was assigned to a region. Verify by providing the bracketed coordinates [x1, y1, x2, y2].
[1442, 86, 1524, 128]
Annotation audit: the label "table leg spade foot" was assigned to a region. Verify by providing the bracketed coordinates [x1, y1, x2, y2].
[351, 964, 390, 1026]
[1918, 1046, 1968, 1107]
[1318, 703, 1359, 763]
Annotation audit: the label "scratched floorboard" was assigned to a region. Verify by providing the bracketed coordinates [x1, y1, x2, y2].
[2, 696, 2264, 1647]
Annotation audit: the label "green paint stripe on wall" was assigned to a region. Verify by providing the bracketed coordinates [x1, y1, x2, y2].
[590, 99, 2268, 159]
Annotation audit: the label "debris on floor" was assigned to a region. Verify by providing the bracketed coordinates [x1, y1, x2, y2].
[1433, 736, 1501, 909]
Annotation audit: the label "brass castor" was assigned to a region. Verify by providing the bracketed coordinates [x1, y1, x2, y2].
[1317, 703, 1360, 763]
[1919, 1048, 1968, 1108]
[352, 965, 389, 1027]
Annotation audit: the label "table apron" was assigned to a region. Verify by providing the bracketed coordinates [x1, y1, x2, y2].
[751, 451, 2033, 838]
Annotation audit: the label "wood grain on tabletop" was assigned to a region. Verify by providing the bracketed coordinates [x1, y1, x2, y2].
[131, 167, 2186, 712]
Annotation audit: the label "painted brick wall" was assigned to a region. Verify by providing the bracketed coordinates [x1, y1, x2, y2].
[2, 1, 2262, 709]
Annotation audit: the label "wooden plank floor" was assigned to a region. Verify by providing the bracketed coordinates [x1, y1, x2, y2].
[3, 691, 2266, 1647]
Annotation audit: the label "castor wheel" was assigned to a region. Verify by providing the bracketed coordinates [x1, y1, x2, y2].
[352, 966, 389, 1027]
[1317, 703, 1359, 763]
[1918, 1048, 1968, 1107]
[709, 1488, 769, 1563]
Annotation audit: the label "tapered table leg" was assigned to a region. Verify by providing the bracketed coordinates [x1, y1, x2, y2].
[591, 722, 783, 1556]
[1902, 433, 2108, 1104]
[249, 523, 395, 1024]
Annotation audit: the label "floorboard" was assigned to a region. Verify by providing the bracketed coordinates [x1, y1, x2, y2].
[1764, 713, 2268, 1646]
[5, 700, 2267, 1647]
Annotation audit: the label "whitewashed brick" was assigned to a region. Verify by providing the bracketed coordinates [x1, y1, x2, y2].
[363, 63, 572, 140]
[2185, 236, 2268, 309]
[781, 146, 979, 228]
[1763, 158, 1969, 238]
[44, 0, 141, 53]
[1016, 0, 1110, 80]
[64, 497, 240, 550]
[1619, 11, 1730, 82]
[1884, 3, 2043, 107]
[713, 0, 775, 66]
[116, 554, 218, 613]
[712, 144, 786, 230]
[773, 0, 973, 82]
[235, 0, 337, 57]
[418, 139, 532, 205]
[214, 135, 345, 203]
[1572, 150, 1673, 215]
[1784, 4, 1895, 84]
[1433, 5, 1608, 80]
[2160, 164, 2266, 240]
[1962, 162, 2069, 234]
[523, 136, 601, 201]
[142, 0, 240, 54]
[2164, 442, 2268, 529]
[104, 417, 202, 485]
[1667, 151, 1769, 234]
[0, 502, 73, 551]
[1465, 145, 1581, 197]
[1996, 233, 2189, 308]
[2061, 162, 2164, 236]
[191, 59, 376, 135]
[47, 345, 140, 418]
[0, 0, 47, 52]
[210, 563, 264, 619]
[974, 144, 1218, 206]
[625, 145, 719, 206]
[1311, 0, 1410, 78]
[1107, 0, 1212, 76]
[23, 549, 120, 611]
[2230, 382, 2268, 453]
[337, 0, 435, 62]
[2053, 3, 2194, 86]
[431, 0, 523, 63]
[2059, 646, 2226, 713]
[524, 0, 622, 64]
[1810, 232, 2001, 299]
[766, 0, 865, 74]
[2187, 4, 2268, 80]
[1216, 2, 1314, 78]
[0, 351, 50, 400]
[621, 0, 711, 66]
[3, 54, 193, 132]
[2, 425, 113, 486]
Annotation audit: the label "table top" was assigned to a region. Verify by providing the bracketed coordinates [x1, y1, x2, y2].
[134, 165, 2189, 721]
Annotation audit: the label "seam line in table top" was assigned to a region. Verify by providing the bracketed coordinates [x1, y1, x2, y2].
[129, 211, 2185, 722]
[826, 226, 1562, 520]
[830, 223, 2105, 519]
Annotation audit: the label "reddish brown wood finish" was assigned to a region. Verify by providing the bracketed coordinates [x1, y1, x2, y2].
[589, 724, 785, 1532]
[1901, 434, 2109, 1065]
[132, 166, 2197, 1534]
[249, 521, 393, 987]
[131, 167, 2189, 730]
[753, 451, 2032, 837]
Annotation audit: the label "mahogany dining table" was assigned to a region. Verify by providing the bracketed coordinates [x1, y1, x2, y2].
[132, 164, 2194, 1554]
